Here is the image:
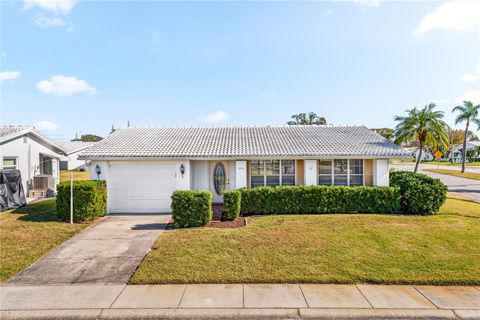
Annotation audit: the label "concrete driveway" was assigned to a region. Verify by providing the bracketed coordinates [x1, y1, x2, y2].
[392, 163, 480, 202]
[5, 214, 171, 285]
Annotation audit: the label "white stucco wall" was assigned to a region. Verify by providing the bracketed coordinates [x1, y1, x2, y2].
[0, 133, 64, 194]
[192, 160, 209, 190]
[373, 159, 389, 186]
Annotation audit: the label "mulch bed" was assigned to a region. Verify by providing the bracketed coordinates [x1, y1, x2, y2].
[206, 217, 246, 228]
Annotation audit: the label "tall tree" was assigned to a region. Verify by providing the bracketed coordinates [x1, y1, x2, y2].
[371, 128, 395, 141]
[71, 134, 103, 142]
[452, 101, 480, 173]
[287, 112, 327, 125]
[394, 103, 449, 173]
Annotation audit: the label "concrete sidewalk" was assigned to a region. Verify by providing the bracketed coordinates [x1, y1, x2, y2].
[1, 284, 479, 319]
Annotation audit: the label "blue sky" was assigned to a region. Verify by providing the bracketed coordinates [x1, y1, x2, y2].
[1, 0, 480, 140]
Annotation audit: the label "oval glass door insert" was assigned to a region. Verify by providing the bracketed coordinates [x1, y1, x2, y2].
[213, 162, 226, 195]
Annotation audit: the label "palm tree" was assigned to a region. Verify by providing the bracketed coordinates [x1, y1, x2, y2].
[394, 103, 449, 173]
[287, 112, 327, 125]
[452, 101, 480, 173]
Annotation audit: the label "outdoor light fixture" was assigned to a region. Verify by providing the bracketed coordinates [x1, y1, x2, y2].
[180, 164, 185, 178]
[95, 165, 101, 179]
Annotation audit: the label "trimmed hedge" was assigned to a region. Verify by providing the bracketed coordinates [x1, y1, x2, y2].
[390, 171, 447, 215]
[56, 180, 107, 222]
[240, 186, 401, 215]
[171, 190, 212, 227]
[223, 190, 241, 220]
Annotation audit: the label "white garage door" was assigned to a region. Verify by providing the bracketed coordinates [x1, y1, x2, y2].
[109, 163, 176, 213]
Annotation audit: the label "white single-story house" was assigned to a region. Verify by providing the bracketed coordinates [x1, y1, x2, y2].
[59, 141, 95, 170]
[0, 125, 67, 197]
[450, 141, 480, 162]
[80, 125, 409, 214]
[403, 147, 434, 161]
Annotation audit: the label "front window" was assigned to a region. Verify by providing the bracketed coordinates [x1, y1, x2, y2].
[333, 159, 348, 186]
[250, 160, 265, 188]
[3, 158, 17, 170]
[265, 160, 280, 186]
[318, 159, 364, 186]
[349, 159, 364, 186]
[250, 160, 295, 187]
[318, 160, 332, 185]
[281, 160, 295, 186]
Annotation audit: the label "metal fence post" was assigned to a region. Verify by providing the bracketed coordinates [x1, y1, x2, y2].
[70, 172, 73, 224]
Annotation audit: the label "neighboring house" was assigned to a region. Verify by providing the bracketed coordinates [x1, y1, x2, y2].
[450, 141, 480, 162]
[80, 125, 409, 214]
[404, 147, 434, 161]
[58, 141, 95, 170]
[0, 125, 67, 197]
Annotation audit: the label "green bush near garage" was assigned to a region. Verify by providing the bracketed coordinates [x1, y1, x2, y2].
[390, 171, 447, 215]
[223, 190, 241, 220]
[56, 180, 107, 222]
[239, 185, 401, 215]
[171, 190, 212, 227]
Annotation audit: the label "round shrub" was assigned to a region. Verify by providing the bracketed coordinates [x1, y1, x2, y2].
[390, 171, 447, 215]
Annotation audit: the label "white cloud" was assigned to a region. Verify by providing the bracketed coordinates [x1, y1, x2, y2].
[354, 0, 380, 8]
[201, 110, 229, 123]
[0, 71, 20, 82]
[463, 73, 478, 82]
[415, 1, 480, 36]
[36, 75, 98, 96]
[23, 0, 77, 14]
[324, 9, 333, 15]
[35, 120, 60, 131]
[457, 90, 480, 104]
[34, 13, 65, 28]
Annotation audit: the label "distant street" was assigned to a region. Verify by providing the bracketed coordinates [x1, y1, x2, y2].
[391, 163, 480, 202]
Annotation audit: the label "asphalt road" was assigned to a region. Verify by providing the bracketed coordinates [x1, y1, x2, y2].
[391, 163, 480, 202]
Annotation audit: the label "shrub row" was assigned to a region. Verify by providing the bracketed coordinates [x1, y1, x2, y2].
[171, 190, 212, 227]
[223, 190, 241, 220]
[56, 180, 107, 222]
[390, 171, 447, 215]
[239, 186, 401, 214]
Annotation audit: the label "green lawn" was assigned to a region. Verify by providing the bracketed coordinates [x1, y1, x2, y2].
[131, 196, 480, 285]
[0, 199, 89, 283]
[423, 169, 480, 181]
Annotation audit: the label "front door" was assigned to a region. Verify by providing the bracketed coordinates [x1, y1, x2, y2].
[211, 161, 227, 203]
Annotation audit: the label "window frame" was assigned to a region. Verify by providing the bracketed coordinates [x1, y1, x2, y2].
[2, 157, 18, 170]
[317, 159, 365, 187]
[250, 159, 296, 188]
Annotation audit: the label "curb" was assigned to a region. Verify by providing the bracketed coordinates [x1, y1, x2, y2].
[0, 308, 460, 320]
